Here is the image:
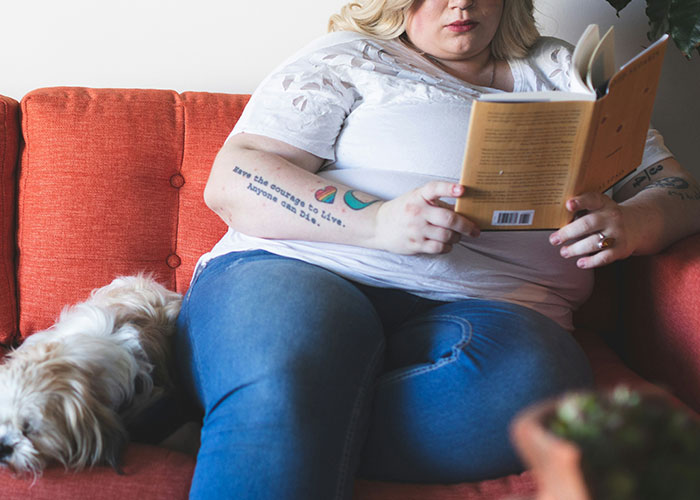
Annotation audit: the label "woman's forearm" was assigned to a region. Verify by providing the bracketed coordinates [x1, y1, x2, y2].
[204, 136, 383, 248]
[204, 133, 478, 255]
[549, 158, 700, 269]
[620, 167, 700, 255]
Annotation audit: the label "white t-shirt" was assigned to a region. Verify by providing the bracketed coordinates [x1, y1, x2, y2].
[199, 31, 672, 330]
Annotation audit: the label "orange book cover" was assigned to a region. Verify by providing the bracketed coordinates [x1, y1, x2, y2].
[455, 25, 668, 230]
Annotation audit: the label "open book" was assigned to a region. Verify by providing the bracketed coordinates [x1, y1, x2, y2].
[454, 25, 669, 230]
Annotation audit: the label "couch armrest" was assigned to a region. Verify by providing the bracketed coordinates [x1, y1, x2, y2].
[0, 95, 19, 346]
[621, 232, 700, 413]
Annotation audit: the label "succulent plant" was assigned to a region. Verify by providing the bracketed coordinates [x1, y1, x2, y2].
[545, 387, 700, 499]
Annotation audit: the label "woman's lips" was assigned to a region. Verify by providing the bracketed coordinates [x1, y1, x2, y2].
[446, 20, 478, 33]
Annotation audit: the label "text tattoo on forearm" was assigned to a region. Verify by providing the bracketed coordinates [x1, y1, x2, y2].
[232, 166, 380, 228]
[641, 175, 700, 201]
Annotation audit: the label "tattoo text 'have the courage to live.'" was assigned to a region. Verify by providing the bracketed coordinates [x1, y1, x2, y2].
[233, 166, 345, 227]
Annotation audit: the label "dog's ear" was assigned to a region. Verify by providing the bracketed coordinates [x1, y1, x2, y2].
[102, 425, 128, 475]
[108, 457, 126, 475]
[85, 382, 130, 473]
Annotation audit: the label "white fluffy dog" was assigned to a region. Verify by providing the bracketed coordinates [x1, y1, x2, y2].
[0, 275, 182, 477]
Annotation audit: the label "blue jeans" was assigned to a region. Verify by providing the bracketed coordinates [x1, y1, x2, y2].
[175, 250, 593, 499]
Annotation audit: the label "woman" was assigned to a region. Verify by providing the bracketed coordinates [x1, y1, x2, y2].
[175, 1, 700, 498]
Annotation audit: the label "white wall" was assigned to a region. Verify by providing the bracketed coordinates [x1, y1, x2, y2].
[1, 0, 347, 97]
[2, 0, 697, 173]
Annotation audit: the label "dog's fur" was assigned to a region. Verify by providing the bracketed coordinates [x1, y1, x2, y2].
[0, 275, 182, 477]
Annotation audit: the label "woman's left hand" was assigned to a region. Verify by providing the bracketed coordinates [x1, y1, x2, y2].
[548, 192, 643, 269]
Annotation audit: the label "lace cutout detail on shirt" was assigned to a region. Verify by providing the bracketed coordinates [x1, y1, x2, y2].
[518, 37, 575, 92]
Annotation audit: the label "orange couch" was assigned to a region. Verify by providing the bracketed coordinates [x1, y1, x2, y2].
[1, 87, 698, 500]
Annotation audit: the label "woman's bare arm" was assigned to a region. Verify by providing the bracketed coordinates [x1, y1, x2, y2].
[550, 157, 700, 268]
[204, 133, 479, 255]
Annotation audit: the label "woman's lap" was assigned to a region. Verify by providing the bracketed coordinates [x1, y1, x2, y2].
[175, 251, 593, 499]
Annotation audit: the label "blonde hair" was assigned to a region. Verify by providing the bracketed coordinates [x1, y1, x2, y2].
[328, 0, 540, 59]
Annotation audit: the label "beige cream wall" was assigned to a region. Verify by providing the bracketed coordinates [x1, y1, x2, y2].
[2, 0, 697, 172]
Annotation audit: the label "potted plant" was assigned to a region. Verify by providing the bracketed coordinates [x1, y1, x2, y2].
[511, 386, 700, 500]
[605, 0, 700, 57]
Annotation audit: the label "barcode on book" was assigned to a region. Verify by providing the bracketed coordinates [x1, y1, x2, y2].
[492, 210, 535, 226]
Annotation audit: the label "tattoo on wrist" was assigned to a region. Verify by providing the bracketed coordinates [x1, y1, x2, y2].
[343, 190, 380, 210]
[232, 166, 361, 228]
[315, 186, 337, 203]
[641, 176, 700, 201]
[234, 167, 343, 226]
[631, 162, 665, 189]
[642, 176, 689, 191]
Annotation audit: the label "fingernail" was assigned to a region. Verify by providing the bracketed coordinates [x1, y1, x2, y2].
[577, 259, 587, 269]
[560, 247, 568, 258]
[568, 199, 579, 211]
[549, 234, 561, 245]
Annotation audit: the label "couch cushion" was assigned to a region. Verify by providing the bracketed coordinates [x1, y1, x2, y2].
[0, 443, 194, 499]
[622, 234, 700, 413]
[16, 88, 242, 337]
[0, 444, 531, 500]
[176, 92, 247, 293]
[0, 95, 19, 345]
[354, 473, 535, 500]
[18, 88, 184, 335]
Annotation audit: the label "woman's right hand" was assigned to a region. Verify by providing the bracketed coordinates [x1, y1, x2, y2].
[372, 181, 480, 255]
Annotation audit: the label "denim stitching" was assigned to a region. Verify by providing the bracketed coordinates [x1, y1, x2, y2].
[181, 257, 236, 413]
[334, 336, 385, 500]
[377, 314, 473, 387]
[180, 284, 207, 411]
[183, 259, 243, 415]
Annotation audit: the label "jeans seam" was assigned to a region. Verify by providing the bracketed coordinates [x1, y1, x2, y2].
[182, 277, 208, 412]
[184, 252, 265, 406]
[377, 314, 473, 387]
[335, 337, 385, 500]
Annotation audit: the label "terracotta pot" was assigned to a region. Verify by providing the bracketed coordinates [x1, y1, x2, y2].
[510, 400, 591, 500]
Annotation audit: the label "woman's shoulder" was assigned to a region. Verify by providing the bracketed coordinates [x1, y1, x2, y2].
[527, 36, 575, 63]
[262, 30, 414, 93]
[276, 31, 378, 68]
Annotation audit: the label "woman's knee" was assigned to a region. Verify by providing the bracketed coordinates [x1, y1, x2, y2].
[359, 300, 593, 482]
[381, 298, 592, 393]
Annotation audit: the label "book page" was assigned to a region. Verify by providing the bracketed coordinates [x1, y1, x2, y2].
[586, 26, 616, 94]
[456, 100, 594, 230]
[570, 24, 600, 94]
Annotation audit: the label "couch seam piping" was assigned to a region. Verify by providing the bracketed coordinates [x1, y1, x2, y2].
[17, 95, 32, 339]
[0, 99, 17, 344]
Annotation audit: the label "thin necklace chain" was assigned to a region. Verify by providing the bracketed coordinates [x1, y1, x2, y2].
[425, 51, 496, 88]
